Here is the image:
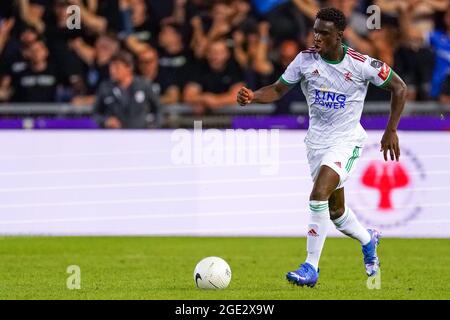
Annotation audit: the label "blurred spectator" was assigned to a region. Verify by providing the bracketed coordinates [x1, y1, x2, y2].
[189, 1, 233, 59]
[189, 0, 257, 59]
[94, 51, 160, 128]
[0, 0, 448, 109]
[17, 0, 49, 35]
[399, 3, 450, 99]
[157, 24, 191, 102]
[364, 21, 403, 101]
[137, 46, 181, 105]
[160, 0, 189, 26]
[69, 33, 120, 105]
[120, 0, 159, 45]
[0, 25, 37, 103]
[266, 0, 318, 44]
[65, 0, 121, 35]
[252, 36, 305, 113]
[183, 39, 244, 114]
[251, 0, 288, 16]
[428, 7, 450, 99]
[375, 0, 448, 39]
[440, 73, 450, 103]
[5, 40, 61, 102]
[0, 18, 15, 57]
[45, 0, 88, 101]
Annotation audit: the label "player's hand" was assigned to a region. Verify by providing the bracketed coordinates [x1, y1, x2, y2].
[237, 87, 254, 106]
[380, 129, 400, 161]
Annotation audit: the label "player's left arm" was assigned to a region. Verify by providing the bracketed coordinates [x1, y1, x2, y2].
[379, 72, 408, 162]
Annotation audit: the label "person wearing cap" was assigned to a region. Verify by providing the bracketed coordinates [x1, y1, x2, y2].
[93, 50, 161, 129]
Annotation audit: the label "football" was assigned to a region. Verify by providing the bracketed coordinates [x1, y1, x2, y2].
[193, 257, 232, 290]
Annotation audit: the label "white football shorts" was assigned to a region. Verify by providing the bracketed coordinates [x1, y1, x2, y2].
[307, 144, 363, 189]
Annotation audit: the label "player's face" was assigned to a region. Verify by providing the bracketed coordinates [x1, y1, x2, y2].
[313, 19, 342, 56]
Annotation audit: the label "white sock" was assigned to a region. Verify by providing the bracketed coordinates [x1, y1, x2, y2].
[305, 200, 330, 271]
[332, 206, 371, 245]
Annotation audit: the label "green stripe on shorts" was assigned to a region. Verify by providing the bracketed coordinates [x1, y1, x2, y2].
[345, 147, 361, 172]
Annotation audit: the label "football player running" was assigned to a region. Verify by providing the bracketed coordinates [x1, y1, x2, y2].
[237, 7, 407, 287]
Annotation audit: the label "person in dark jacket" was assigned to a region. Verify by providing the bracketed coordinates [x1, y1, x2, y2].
[94, 51, 161, 129]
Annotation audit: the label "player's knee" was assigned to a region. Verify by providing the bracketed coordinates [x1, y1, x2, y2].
[309, 188, 331, 201]
[328, 205, 345, 220]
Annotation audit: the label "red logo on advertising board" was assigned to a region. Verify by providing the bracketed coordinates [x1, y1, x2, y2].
[361, 162, 410, 210]
[348, 144, 426, 229]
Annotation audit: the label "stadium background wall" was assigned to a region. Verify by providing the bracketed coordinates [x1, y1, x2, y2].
[0, 130, 448, 237]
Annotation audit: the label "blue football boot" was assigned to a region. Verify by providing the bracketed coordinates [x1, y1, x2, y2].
[362, 229, 381, 276]
[286, 262, 319, 287]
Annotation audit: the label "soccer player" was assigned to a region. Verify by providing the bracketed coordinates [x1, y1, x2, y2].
[237, 8, 407, 287]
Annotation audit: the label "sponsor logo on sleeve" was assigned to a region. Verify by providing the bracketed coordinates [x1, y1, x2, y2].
[370, 59, 383, 69]
[377, 63, 391, 81]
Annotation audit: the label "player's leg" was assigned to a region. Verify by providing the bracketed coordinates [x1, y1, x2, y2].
[328, 176, 381, 277]
[305, 165, 340, 269]
[286, 165, 338, 287]
[329, 187, 370, 245]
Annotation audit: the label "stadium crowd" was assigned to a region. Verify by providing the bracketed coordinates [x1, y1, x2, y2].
[0, 0, 449, 118]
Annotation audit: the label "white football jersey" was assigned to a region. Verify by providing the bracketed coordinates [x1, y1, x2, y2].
[280, 45, 393, 149]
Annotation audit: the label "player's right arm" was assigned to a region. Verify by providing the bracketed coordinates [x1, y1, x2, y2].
[237, 51, 304, 106]
[236, 80, 292, 106]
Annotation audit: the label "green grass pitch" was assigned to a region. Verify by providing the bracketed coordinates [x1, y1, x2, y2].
[0, 237, 449, 300]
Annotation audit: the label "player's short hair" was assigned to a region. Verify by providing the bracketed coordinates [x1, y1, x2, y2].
[316, 7, 347, 31]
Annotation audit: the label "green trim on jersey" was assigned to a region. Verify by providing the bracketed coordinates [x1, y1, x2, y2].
[378, 69, 394, 88]
[320, 45, 348, 65]
[279, 75, 299, 86]
[345, 146, 361, 172]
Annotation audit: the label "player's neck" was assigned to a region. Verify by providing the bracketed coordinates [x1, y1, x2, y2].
[320, 44, 345, 63]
